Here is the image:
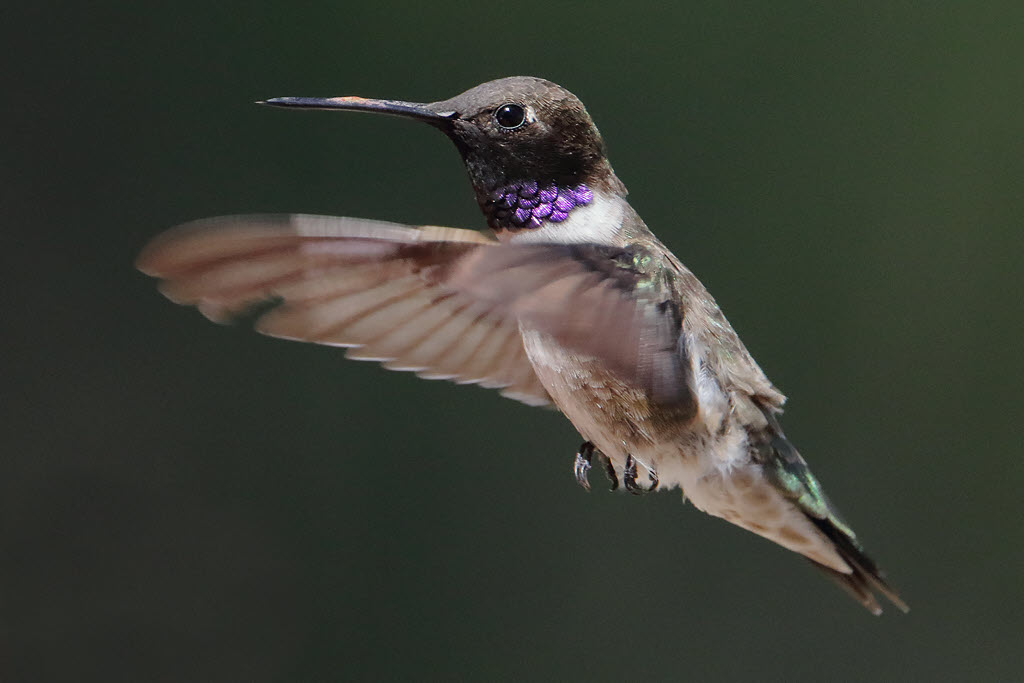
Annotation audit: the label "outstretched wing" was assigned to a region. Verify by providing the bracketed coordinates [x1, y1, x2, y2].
[137, 214, 550, 406]
[137, 214, 696, 411]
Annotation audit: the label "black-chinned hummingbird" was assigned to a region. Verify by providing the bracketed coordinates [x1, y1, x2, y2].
[137, 77, 907, 614]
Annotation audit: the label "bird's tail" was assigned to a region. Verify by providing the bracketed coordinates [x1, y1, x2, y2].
[755, 408, 909, 615]
[805, 513, 909, 616]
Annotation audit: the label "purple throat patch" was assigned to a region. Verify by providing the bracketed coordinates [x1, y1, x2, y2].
[480, 179, 593, 230]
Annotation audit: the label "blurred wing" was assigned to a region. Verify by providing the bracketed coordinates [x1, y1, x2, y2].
[447, 242, 696, 411]
[136, 214, 551, 406]
[138, 215, 696, 411]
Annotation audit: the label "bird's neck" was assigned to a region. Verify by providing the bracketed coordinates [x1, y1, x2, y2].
[478, 169, 630, 245]
[496, 190, 630, 245]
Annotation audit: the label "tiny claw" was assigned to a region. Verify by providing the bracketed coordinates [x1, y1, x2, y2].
[648, 467, 659, 492]
[604, 460, 619, 491]
[623, 454, 645, 495]
[574, 441, 594, 491]
[572, 441, 619, 491]
[574, 453, 592, 490]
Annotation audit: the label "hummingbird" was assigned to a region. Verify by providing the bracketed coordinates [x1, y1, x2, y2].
[137, 76, 907, 615]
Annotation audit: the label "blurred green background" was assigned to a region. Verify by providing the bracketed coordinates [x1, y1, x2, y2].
[4, 2, 1022, 681]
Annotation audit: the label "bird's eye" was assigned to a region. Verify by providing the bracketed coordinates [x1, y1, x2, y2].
[494, 103, 526, 129]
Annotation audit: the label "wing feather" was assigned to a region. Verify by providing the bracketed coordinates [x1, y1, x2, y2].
[139, 214, 703, 411]
[138, 214, 551, 406]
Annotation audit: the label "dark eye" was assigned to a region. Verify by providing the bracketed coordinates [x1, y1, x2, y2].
[494, 103, 526, 129]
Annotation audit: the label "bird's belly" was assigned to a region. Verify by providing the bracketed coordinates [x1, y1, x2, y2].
[520, 327, 702, 487]
[520, 328, 847, 569]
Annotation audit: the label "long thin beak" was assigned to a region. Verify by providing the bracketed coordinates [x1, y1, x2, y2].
[258, 96, 456, 126]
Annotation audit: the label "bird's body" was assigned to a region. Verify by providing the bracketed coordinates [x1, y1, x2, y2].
[138, 76, 906, 614]
[512, 196, 849, 571]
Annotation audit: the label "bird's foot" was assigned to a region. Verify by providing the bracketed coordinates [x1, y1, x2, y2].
[623, 454, 643, 494]
[624, 454, 659, 494]
[574, 442, 594, 491]
[604, 459, 619, 491]
[574, 441, 619, 492]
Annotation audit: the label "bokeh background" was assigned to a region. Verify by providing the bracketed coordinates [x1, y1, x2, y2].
[4, 2, 1022, 681]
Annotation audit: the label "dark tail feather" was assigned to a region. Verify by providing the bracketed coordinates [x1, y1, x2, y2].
[753, 410, 908, 614]
[807, 516, 909, 615]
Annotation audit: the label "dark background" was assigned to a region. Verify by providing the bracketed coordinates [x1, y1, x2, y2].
[4, 2, 1022, 681]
